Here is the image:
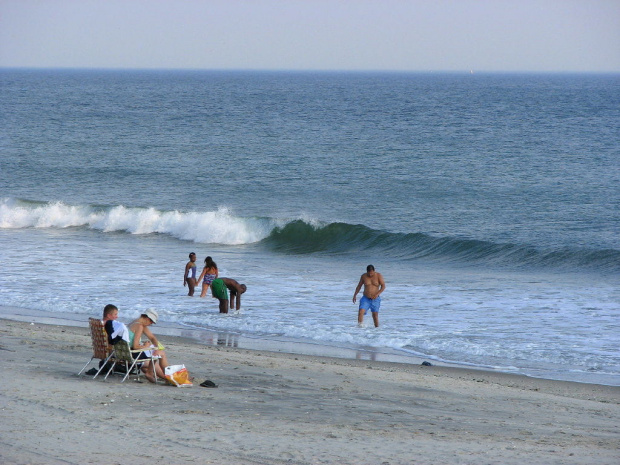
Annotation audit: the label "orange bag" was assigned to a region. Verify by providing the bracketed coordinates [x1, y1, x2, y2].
[164, 364, 193, 387]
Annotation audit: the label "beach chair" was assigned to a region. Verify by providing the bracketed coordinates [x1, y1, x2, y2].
[111, 339, 159, 383]
[78, 318, 116, 379]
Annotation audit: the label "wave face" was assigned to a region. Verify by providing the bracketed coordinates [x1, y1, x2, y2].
[2, 198, 618, 273]
[264, 220, 620, 273]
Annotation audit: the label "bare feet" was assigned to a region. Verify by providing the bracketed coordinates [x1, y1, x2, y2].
[142, 366, 157, 383]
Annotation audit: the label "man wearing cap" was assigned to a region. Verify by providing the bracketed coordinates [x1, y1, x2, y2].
[211, 278, 247, 314]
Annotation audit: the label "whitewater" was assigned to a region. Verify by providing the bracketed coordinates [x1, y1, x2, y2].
[1, 198, 618, 386]
[1, 69, 619, 386]
[2, 198, 617, 273]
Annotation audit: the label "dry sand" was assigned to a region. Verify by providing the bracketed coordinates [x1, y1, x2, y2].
[0, 318, 618, 465]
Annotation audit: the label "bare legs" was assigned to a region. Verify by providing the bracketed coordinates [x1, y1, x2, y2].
[155, 350, 169, 371]
[139, 350, 169, 383]
[187, 278, 196, 296]
[141, 359, 166, 383]
[358, 309, 379, 327]
[200, 283, 211, 298]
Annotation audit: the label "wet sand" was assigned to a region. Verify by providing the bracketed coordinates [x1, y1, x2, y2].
[0, 318, 618, 465]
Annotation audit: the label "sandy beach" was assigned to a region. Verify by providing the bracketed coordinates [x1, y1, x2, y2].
[0, 318, 618, 465]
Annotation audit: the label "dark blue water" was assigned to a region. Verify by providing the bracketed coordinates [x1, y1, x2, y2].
[1, 70, 619, 384]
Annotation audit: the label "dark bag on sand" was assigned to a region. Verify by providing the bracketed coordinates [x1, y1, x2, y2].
[96, 360, 136, 375]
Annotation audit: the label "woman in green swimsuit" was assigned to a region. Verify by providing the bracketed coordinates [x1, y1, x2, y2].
[128, 310, 169, 383]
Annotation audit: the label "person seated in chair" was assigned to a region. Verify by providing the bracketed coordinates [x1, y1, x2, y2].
[90, 304, 129, 375]
[128, 309, 169, 383]
[102, 304, 128, 345]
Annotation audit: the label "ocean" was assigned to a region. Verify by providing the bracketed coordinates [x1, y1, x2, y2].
[1, 69, 618, 385]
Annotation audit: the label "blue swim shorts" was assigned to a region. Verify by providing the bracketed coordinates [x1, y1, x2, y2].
[359, 295, 381, 314]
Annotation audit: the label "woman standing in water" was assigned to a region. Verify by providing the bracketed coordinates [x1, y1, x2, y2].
[196, 256, 218, 298]
[183, 252, 198, 296]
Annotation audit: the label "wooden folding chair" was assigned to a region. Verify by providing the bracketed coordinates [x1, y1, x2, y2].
[78, 318, 116, 379]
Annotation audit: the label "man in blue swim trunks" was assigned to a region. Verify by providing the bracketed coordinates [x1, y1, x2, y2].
[352, 264, 386, 327]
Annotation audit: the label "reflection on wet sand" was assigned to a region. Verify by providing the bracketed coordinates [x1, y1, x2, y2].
[169, 326, 427, 368]
[217, 332, 239, 347]
[355, 350, 377, 361]
[179, 329, 239, 348]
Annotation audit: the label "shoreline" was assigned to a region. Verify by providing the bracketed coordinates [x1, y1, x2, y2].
[0, 305, 434, 365]
[1, 305, 618, 388]
[2, 314, 617, 398]
[0, 317, 618, 465]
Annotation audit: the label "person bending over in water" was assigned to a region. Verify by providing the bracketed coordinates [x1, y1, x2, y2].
[352, 264, 386, 327]
[211, 277, 247, 314]
[196, 256, 218, 298]
[128, 309, 169, 383]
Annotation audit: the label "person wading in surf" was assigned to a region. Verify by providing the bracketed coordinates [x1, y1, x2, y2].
[183, 252, 198, 296]
[352, 264, 386, 327]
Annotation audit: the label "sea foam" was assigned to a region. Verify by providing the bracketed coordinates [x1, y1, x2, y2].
[2, 197, 619, 272]
[0, 198, 278, 245]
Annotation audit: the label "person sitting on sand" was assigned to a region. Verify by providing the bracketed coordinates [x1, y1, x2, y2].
[128, 309, 169, 383]
[196, 256, 219, 298]
[211, 278, 247, 314]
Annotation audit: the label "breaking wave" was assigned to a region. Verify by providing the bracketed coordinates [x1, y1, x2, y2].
[2, 198, 618, 273]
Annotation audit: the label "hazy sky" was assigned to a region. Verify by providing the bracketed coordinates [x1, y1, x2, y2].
[1, 0, 619, 72]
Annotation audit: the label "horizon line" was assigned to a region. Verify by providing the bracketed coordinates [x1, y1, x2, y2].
[2, 66, 619, 75]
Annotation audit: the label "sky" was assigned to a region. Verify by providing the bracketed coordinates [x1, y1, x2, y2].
[1, 0, 619, 73]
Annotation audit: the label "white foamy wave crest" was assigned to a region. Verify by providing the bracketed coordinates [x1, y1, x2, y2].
[0, 198, 95, 229]
[0, 198, 276, 245]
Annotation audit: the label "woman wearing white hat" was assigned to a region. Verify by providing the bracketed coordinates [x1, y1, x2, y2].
[128, 309, 169, 383]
